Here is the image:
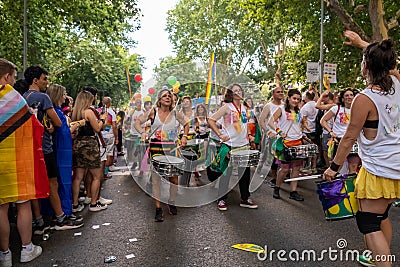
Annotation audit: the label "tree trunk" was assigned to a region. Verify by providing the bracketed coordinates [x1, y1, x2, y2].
[368, 0, 388, 41]
[325, 0, 370, 42]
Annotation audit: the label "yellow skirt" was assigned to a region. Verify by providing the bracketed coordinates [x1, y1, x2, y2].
[355, 167, 400, 199]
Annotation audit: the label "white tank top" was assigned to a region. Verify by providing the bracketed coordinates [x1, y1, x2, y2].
[265, 102, 283, 131]
[222, 103, 249, 147]
[276, 106, 302, 141]
[150, 108, 179, 141]
[358, 76, 400, 179]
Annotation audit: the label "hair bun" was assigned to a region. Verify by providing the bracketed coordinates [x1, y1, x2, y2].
[379, 39, 394, 51]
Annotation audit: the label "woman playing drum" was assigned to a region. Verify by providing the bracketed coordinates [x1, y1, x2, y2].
[320, 88, 361, 175]
[268, 88, 308, 201]
[134, 89, 189, 222]
[208, 84, 258, 211]
[324, 31, 400, 267]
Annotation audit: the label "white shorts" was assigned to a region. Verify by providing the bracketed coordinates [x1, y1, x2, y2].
[101, 136, 115, 161]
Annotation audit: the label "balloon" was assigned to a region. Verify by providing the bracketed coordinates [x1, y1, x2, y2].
[134, 93, 142, 99]
[162, 85, 169, 90]
[167, 76, 177, 86]
[173, 81, 180, 89]
[173, 87, 179, 94]
[148, 87, 155, 94]
[144, 96, 152, 102]
[134, 74, 142, 82]
[178, 92, 183, 97]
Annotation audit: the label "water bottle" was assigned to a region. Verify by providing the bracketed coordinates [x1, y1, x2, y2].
[392, 201, 400, 207]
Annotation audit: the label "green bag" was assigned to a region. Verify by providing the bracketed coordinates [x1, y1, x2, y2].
[272, 137, 284, 152]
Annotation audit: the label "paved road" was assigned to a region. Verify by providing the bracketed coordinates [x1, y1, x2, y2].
[9, 156, 400, 267]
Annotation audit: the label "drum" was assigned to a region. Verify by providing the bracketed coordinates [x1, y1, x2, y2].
[230, 150, 260, 168]
[284, 145, 308, 160]
[305, 144, 318, 157]
[350, 142, 358, 154]
[316, 176, 359, 221]
[184, 139, 205, 161]
[151, 155, 184, 177]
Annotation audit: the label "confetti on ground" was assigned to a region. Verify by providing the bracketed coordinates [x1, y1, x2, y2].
[125, 254, 135, 259]
[231, 243, 265, 254]
[123, 193, 129, 195]
[74, 232, 82, 236]
[92, 225, 100, 230]
[129, 238, 138, 242]
[102, 223, 111, 226]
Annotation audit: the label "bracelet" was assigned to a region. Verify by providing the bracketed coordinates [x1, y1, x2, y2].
[182, 134, 188, 137]
[275, 128, 283, 135]
[330, 161, 340, 172]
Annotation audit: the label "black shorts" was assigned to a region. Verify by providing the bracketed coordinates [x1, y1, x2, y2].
[305, 132, 321, 145]
[44, 152, 59, 179]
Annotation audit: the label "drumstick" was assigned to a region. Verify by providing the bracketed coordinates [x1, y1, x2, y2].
[284, 174, 322, 182]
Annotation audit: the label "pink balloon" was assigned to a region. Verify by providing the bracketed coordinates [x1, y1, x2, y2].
[134, 74, 142, 82]
[148, 87, 155, 94]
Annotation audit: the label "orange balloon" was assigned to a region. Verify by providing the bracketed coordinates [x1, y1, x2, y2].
[173, 87, 179, 93]
[134, 93, 142, 99]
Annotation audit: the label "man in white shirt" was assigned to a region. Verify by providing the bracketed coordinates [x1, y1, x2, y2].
[300, 91, 319, 173]
[100, 97, 118, 176]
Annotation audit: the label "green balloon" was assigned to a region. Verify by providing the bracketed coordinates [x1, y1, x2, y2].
[178, 92, 183, 97]
[167, 76, 177, 86]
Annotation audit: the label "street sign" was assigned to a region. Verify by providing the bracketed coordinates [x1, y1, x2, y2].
[306, 62, 337, 83]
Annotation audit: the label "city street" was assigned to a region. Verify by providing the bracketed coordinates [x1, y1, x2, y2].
[10, 156, 400, 267]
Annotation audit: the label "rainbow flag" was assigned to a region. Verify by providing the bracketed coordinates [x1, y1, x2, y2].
[205, 52, 216, 105]
[0, 84, 50, 205]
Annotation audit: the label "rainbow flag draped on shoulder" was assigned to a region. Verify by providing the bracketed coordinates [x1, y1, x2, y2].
[205, 52, 216, 105]
[0, 84, 49, 205]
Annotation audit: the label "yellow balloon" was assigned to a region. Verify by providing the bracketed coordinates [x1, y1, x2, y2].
[144, 95, 152, 102]
[323, 74, 330, 89]
[173, 81, 180, 89]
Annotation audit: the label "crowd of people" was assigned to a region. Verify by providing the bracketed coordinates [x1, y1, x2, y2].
[1, 30, 399, 267]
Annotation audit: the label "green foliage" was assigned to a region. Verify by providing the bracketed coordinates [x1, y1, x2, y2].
[0, 0, 142, 107]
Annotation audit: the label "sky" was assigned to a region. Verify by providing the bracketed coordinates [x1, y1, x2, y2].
[130, 0, 179, 86]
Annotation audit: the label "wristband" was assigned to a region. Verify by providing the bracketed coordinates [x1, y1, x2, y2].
[330, 161, 340, 172]
[275, 128, 283, 135]
[182, 134, 188, 137]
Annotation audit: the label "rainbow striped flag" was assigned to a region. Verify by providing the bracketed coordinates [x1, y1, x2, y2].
[205, 52, 216, 105]
[0, 84, 50, 205]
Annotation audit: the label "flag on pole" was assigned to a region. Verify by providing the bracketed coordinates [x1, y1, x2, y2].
[205, 52, 216, 105]
[126, 66, 132, 102]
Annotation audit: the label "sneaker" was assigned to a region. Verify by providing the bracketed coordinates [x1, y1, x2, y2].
[108, 165, 117, 172]
[98, 196, 113, 205]
[89, 201, 108, 212]
[84, 197, 92, 205]
[217, 200, 227, 211]
[55, 217, 84, 231]
[104, 173, 112, 179]
[268, 179, 276, 188]
[167, 202, 178, 215]
[72, 203, 84, 213]
[155, 208, 164, 222]
[289, 191, 304, 201]
[0, 250, 12, 267]
[33, 223, 50, 235]
[273, 187, 281, 199]
[20, 244, 42, 263]
[240, 198, 258, 209]
[68, 214, 84, 222]
[356, 255, 376, 266]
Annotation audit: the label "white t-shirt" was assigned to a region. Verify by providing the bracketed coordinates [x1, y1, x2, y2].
[129, 109, 144, 136]
[276, 106, 303, 141]
[210, 103, 249, 147]
[300, 101, 317, 133]
[329, 105, 351, 138]
[102, 108, 117, 138]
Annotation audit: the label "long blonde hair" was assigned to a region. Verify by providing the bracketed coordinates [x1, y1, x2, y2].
[72, 91, 94, 121]
[46, 84, 66, 106]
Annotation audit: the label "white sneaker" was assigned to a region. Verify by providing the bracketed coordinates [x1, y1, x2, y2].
[20, 244, 42, 263]
[108, 165, 117, 172]
[89, 202, 108, 212]
[0, 250, 12, 267]
[84, 197, 92, 205]
[98, 196, 113, 205]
